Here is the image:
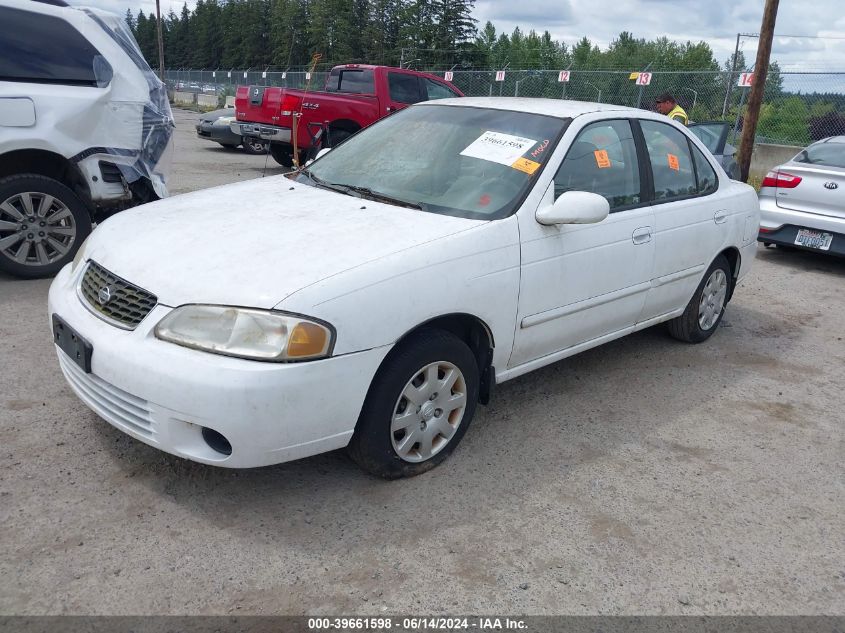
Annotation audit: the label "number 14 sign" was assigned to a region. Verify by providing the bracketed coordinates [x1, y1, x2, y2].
[738, 72, 754, 87]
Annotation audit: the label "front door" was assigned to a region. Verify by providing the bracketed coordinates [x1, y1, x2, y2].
[511, 119, 655, 368]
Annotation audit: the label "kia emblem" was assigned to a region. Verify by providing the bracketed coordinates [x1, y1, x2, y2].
[97, 286, 113, 305]
[824, 182, 838, 190]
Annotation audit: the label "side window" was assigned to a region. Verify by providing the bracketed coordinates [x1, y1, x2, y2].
[0, 7, 106, 87]
[690, 142, 719, 195]
[326, 69, 375, 94]
[388, 72, 423, 104]
[423, 79, 458, 101]
[553, 120, 641, 211]
[640, 120, 698, 201]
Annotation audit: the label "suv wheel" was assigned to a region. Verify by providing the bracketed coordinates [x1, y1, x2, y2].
[0, 174, 92, 279]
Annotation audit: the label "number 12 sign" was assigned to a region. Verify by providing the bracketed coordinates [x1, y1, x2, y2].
[558, 70, 570, 82]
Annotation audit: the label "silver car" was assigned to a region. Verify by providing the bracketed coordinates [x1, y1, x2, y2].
[758, 136, 844, 257]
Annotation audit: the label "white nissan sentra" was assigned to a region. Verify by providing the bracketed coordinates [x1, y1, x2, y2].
[48, 98, 760, 478]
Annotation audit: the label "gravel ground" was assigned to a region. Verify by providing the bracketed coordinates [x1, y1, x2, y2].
[1, 109, 843, 615]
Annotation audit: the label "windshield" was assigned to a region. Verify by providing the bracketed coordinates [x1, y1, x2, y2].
[299, 105, 569, 220]
[794, 142, 845, 168]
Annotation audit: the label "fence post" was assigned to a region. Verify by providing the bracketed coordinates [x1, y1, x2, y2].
[636, 62, 654, 109]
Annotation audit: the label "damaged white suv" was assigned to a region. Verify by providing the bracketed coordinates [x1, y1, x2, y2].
[0, 0, 174, 278]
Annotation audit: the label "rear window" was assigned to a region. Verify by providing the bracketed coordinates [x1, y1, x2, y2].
[794, 142, 845, 169]
[325, 69, 375, 94]
[0, 6, 108, 87]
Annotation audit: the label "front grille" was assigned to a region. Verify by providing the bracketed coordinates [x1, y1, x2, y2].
[58, 352, 155, 439]
[80, 261, 157, 329]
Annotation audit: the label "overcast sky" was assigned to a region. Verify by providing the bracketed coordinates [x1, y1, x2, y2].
[76, 0, 845, 71]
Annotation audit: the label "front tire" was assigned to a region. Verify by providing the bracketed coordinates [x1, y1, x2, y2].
[668, 255, 731, 343]
[0, 174, 91, 279]
[348, 329, 480, 479]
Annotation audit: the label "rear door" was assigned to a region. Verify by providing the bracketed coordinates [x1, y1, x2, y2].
[774, 142, 845, 219]
[637, 119, 728, 322]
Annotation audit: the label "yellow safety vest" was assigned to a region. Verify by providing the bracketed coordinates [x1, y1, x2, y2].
[667, 104, 688, 125]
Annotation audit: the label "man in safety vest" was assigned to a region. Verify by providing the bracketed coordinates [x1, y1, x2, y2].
[655, 93, 688, 125]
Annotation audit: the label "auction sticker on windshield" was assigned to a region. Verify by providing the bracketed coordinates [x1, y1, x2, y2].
[460, 131, 537, 167]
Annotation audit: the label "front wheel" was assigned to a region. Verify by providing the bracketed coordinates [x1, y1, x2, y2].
[667, 255, 732, 343]
[0, 174, 92, 279]
[348, 329, 479, 479]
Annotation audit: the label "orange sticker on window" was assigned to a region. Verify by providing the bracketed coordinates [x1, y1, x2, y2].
[668, 153, 680, 171]
[594, 150, 611, 169]
[511, 157, 541, 174]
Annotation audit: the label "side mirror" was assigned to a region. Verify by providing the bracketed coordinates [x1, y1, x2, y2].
[536, 191, 610, 225]
[316, 147, 331, 160]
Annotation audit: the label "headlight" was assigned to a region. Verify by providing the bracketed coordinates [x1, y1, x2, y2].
[154, 305, 334, 362]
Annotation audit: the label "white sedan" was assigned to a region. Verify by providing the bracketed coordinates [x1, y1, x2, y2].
[48, 98, 760, 478]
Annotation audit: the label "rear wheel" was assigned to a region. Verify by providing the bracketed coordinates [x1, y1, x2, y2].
[667, 255, 731, 343]
[348, 329, 479, 479]
[269, 144, 307, 168]
[0, 174, 91, 279]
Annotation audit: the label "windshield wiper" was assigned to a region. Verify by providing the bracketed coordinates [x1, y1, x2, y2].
[299, 169, 423, 210]
[335, 184, 424, 210]
[298, 168, 358, 197]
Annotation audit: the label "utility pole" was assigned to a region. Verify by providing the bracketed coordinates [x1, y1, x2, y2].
[155, 0, 165, 82]
[722, 33, 742, 117]
[737, 0, 779, 183]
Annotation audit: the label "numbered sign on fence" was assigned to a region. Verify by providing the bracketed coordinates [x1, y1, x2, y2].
[305, 72, 311, 80]
[282, 72, 287, 79]
[738, 72, 754, 87]
[262, 71, 267, 78]
[444, 71, 453, 81]
[495, 70, 506, 82]
[635, 72, 652, 86]
[243, 71, 248, 78]
[212, 71, 216, 78]
[227, 71, 231, 78]
[558, 70, 570, 82]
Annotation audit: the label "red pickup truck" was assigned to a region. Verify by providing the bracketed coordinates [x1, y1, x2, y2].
[231, 64, 463, 167]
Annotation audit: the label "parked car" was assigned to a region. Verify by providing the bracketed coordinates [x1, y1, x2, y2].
[0, 0, 173, 278]
[196, 108, 269, 154]
[232, 64, 463, 167]
[758, 136, 844, 256]
[49, 98, 759, 478]
[688, 122, 740, 179]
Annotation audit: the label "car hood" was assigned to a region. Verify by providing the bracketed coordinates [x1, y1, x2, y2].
[84, 176, 481, 308]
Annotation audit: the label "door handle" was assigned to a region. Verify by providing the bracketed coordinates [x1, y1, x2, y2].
[632, 227, 652, 245]
[714, 210, 727, 224]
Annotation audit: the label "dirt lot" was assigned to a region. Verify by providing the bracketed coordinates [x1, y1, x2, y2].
[1, 109, 843, 615]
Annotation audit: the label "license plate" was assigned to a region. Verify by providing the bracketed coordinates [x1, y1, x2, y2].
[794, 228, 833, 251]
[52, 314, 92, 373]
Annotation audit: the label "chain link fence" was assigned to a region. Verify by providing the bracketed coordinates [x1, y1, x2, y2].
[165, 68, 845, 147]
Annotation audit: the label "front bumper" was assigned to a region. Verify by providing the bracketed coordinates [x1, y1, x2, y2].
[231, 121, 292, 143]
[48, 263, 391, 468]
[758, 194, 845, 257]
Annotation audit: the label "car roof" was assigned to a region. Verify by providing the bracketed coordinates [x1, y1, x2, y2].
[417, 97, 646, 119]
[818, 136, 845, 144]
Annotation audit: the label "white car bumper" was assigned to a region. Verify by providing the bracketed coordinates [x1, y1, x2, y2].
[48, 264, 390, 468]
